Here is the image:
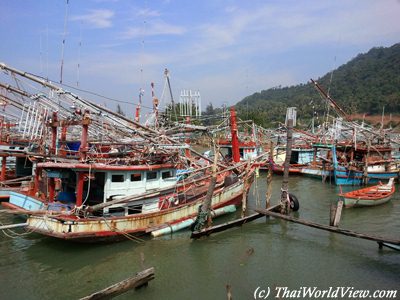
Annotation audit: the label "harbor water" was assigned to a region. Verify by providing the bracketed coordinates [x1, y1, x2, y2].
[0, 174, 399, 299]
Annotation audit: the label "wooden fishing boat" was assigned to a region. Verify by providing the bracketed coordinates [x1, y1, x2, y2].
[2, 101, 258, 242]
[339, 178, 395, 208]
[12, 159, 254, 242]
[332, 144, 399, 186]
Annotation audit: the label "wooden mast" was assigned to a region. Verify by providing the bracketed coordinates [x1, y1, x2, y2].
[230, 106, 240, 163]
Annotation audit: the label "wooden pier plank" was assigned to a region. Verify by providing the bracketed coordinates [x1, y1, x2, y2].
[255, 208, 400, 246]
[190, 204, 281, 239]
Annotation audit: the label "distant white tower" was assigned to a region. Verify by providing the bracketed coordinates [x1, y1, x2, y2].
[179, 89, 201, 117]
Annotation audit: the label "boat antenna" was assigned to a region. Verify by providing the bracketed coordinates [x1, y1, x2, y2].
[60, 0, 70, 84]
[151, 82, 159, 129]
[77, 21, 83, 87]
[135, 88, 143, 122]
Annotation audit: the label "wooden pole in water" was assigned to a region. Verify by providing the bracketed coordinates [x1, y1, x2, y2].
[201, 146, 219, 228]
[332, 200, 343, 227]
[329, 203, 337, 226]
[80, 267, 155, 300]
[226, 284, 233, 300]
[363, 139, 370, 185]
[241, 160, 252, 218]
[280, 119, 294, 214]
[265, 140, 274, 209]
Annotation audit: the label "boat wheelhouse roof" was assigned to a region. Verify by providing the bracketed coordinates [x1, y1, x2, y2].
[37, 162, 176, 171]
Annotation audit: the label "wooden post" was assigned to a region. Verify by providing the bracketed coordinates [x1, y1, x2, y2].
[80, 267, 155, 300]
[265, 141, 274, 209]
[59, 125, 68, 157]
[230, 107, 240, 163]
[33, 166, 41, 196]
[332, 200, 343, 227]
[363, 139, 370, 185]
[241, 160, 252, 218]
[329, 203, 337, 226]
[199, 148, 219, 228]
[76, 172, 85, 207]
[280, 119, 294, 214]
[48, 178, 55, 202]
[226, 284, 233, 300]
[51, 112, 58, 155]
[80, 110, 90, 162]
[1, 156, 6, 181]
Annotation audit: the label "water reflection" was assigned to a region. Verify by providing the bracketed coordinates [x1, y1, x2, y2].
[0, 174, 399, 299]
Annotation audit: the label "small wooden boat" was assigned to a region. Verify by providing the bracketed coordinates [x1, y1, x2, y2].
[339, 178, 395, 208]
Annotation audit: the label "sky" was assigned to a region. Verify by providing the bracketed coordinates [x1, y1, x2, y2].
[0, 0, 399, 119]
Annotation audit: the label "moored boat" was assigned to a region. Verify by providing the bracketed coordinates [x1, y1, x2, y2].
[339, 178, 395, 208]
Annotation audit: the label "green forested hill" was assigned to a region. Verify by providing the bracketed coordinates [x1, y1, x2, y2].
[236, 43, 400, 127]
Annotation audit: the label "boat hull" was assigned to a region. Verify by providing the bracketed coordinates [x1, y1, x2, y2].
[26, 179, 247, 242]
[300, 167, 331, 179]
[334, 167, 398, 185]
[342, 194, 393, 208]
[340, 181, 395, 208]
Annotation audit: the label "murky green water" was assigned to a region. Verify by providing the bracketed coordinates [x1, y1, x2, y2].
[1, 175, 399, 299]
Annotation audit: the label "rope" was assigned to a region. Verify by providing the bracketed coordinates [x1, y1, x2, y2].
[81, 164, 92, 206]
[101, 217, 145, 243]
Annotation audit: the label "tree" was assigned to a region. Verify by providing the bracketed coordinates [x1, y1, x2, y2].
[204, 102, 214, 115]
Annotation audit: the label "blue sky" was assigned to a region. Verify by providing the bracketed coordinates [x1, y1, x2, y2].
[1, 0, 399, 118]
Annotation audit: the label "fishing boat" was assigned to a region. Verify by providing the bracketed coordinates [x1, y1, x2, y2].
[272, 145, 313, 175]
[2, 98, 258, 241]
[17, 157, 254, 242]
[332, 144, 399, 185]
[339, 178, 395, 208]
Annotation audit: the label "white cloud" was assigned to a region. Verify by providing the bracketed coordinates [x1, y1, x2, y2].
[120, 20, 186, 39]
[71, 9, 115, 28]
[136, 9, 161, 17]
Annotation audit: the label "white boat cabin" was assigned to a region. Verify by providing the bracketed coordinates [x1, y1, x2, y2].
[103, 168, 177, 215]
[42, 166, 178, 216]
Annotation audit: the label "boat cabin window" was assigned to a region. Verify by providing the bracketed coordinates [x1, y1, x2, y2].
[130, 173, 142, 182]
[111, 174, 125, 182]
[162, 170, 173, 179]
[146, 171, 158, 180]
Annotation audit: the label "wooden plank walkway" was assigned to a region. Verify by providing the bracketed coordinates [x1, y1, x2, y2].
[255, 208, 400, 246]
[190, 204, 281, 239]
